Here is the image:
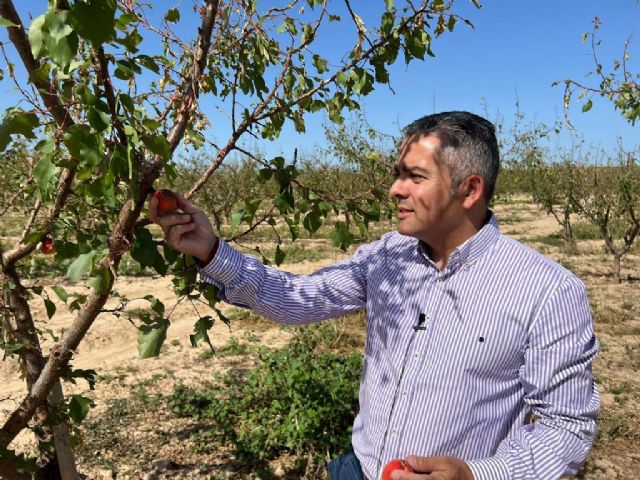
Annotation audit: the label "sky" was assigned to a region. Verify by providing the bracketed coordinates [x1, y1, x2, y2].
[1, 1, 639, 161]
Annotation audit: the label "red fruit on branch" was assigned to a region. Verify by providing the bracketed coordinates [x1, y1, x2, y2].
[41, 236, 54, 255]
[382, 459, 414, 480]
[153, 189, 178, 214]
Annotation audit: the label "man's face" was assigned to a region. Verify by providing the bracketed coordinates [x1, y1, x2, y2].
[389, 134, 465, 243]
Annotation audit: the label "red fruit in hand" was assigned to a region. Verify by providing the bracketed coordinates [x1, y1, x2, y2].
[41, 236, 54, 255]
[153, 189, 178, 214]
[382, 459, 414, 480]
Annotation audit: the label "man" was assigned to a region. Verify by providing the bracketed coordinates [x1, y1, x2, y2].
[150, 111, 600, 480]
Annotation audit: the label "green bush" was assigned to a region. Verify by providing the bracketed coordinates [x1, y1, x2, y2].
[168, 328, 363, 463]
[572, 221, 601, 240]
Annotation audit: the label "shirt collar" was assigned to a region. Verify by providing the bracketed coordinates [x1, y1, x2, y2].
[418, 211, 500, 272]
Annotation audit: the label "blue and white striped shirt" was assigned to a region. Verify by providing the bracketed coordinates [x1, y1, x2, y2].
[200, 215, 600, 480]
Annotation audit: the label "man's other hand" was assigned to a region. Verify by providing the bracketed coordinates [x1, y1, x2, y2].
[149, 193, 217, 262]
[390, 456, 474, 480]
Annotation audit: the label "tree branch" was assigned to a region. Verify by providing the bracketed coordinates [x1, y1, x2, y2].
[0, 0, 77, 268]
[0, 0, 221, 450]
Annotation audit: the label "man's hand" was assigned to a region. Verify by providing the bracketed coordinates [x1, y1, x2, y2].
[390, 456, 474, 480]
[149, 193, 217, 262]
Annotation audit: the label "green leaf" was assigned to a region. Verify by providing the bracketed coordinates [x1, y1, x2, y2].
[51, 285, 68, 303]
[164, 8, 180, 23]
[131, 228, 168, 275]
[29, 62, 51, 85]
[190, 316, 214, 349]
[69, 0, 116, 48]
[87, 107, 110, 132]
[44, 298, 56, 319]
[63, 124, 104, 166]
[43, 10, 79, 71]
[66, 251, 96, 282]
[138, 318, 170, 359]
[136, 54, 160, 74]
[303, 209, 322, 235]
[28, 15, 46, 58]
[582, 99, 593, 113]
[62, 368, 97, 390]
[33, 155, 58, 197]
[0, 111, 40, 152]
[230, 209, 245, 229]
[68, 394, 93, 424]
[142, 134, 171, 160]
[0, 16, 17, 27]
[380, 11, 394, 35]
[312, 54, 328, 74]
[301, 24, 314, 45]
[274, 245, 286, 266]
[87, 267, 112, 295]
[285, 217, 300, 242]
[331, 221, 354, 251]
[447, 15, 456, 32]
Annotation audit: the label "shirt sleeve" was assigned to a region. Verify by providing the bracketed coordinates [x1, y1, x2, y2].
[198, 238, 380, 324]
[467, 275, 600, 480]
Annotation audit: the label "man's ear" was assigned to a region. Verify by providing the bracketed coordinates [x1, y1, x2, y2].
[461, 175, 485, 209]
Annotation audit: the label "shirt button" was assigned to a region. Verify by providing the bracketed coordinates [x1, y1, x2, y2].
[391, 429, 397, 435]
[414, 352, 420, 359]
[402, 391, 408, 397]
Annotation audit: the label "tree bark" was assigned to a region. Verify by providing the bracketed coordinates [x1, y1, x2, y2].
[3, 267, 76, 479]
[562, 209, 576, 253]
[613, 254, 621, 284]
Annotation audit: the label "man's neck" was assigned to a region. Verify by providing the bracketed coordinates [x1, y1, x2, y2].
[424, 211, 490, 271]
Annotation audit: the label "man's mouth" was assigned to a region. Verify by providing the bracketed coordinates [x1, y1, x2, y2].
[398, 207, 413, 213]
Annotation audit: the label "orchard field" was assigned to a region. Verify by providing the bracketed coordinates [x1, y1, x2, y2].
[1, 196, 639, 479]
[1, 1, 639, 478]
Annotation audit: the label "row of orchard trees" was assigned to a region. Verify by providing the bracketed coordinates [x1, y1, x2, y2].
[0, 0, 477, 478]
[515, 142, 639, 284]
[501, 18, 640, 285]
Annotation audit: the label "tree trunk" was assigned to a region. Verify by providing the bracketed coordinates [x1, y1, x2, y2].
[4, 268, 77, 479]
[562, 210, 577, 253]
[49, 383, 78, 480]
[613, 254, 621, 284]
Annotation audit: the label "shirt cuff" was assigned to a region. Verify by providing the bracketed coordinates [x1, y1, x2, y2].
[199, 238, 244, 285]
[466, 457, 511, 480]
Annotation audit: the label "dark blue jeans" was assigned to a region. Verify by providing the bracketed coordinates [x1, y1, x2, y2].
[328, 448, 365, 480]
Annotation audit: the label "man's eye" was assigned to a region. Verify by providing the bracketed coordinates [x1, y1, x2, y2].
[411, 175, 423, 181]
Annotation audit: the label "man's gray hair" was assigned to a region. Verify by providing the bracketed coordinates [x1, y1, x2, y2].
[402, 111, 500, 201]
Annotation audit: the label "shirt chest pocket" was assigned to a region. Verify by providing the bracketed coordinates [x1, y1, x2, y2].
[425, 315, 526, 382]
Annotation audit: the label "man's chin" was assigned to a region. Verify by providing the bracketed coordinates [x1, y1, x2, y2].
[396, 224, 417, 238]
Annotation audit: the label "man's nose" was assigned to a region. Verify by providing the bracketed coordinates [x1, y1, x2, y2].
[389, 177, 406, 199]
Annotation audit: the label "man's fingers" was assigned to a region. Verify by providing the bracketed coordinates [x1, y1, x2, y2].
[404, 456, 447, 473]
[166, 222, 196, 246]
[390, 470, 446, 480]
[154, 213, 192, 233]
[148, 194, 160, 222]
[175, 194, 201, 215]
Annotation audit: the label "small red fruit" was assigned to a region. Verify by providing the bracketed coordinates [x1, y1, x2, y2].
[382, 459, 414, 480]
[41, 236, 54, 255]
[153, 189, 178, 214]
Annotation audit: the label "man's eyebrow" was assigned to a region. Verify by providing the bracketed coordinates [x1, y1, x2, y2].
[394, 164, 430, 175]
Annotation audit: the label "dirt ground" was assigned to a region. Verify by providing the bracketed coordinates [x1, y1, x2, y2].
[1, 201, 639, 479]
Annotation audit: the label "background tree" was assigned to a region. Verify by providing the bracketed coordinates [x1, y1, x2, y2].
[555, 15, 640, 282]
[0, 0, 479, 477]
[568, 149, 640, 283]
